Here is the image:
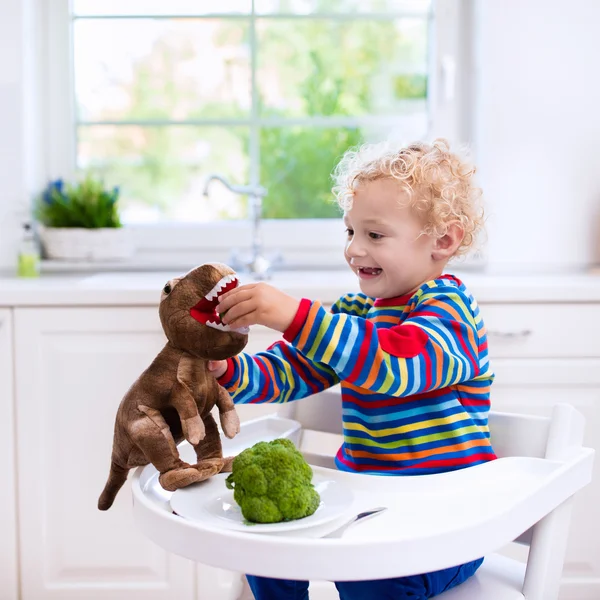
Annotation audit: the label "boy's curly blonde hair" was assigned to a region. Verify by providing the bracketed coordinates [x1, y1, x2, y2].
[332, 138, 484, 257]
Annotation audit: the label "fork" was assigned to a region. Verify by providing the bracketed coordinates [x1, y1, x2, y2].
[321, 507, 387, 539]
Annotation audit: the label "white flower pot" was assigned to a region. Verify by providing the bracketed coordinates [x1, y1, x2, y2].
[40, 227, 135, 261]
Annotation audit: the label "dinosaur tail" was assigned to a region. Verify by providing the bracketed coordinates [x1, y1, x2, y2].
[98, 460, 129, 511]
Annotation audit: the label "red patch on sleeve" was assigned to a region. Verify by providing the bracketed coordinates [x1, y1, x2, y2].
[377, 324, 429, 358]
[217, 357, 237, 386]
[283, 298, 312, 343]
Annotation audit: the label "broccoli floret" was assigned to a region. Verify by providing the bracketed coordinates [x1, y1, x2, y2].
[225, 438, 320, 523]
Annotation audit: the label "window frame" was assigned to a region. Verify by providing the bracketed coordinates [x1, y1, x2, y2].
[42, 0, 470, 269]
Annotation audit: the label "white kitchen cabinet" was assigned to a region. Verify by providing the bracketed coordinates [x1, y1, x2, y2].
[0, 309, 18, 600]
[483, 303, 600, 600]
[13, 307, 196, 600]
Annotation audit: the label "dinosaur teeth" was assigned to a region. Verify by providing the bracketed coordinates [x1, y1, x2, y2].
[204, 274, 238, 302]
[206, 320, 228, 331]
[205, 320, 249, 335]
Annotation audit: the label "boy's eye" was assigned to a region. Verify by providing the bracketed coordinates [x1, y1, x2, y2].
[345, 228, 354, 236]
[369, 232, 383, 240]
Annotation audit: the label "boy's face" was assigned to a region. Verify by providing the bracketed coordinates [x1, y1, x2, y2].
[343, 178, 440, 299]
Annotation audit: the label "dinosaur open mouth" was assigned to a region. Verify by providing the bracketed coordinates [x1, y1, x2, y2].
[190, 274, 249, 334]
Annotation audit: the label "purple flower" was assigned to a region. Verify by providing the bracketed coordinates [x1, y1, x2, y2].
[43, 179, 65, 204]
[109, 186, 120, 205]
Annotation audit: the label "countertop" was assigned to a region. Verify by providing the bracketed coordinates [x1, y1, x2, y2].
[2, 269, 600, 306]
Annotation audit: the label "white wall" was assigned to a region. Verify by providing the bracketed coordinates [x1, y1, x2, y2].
[1, 0, 600, 273]
[0, 0, 25, 272]
[0, 0, 44, 272]
[473, 0, 600, 273]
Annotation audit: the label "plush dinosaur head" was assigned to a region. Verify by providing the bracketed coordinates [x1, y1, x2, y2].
[159, 262, 248, 360]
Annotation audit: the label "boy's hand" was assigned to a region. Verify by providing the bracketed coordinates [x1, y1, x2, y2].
[216, 282, 300, 333]
[208, 360, 227, 379]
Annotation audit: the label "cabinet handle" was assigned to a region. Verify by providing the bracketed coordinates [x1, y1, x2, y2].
[487, 329, 532, 339]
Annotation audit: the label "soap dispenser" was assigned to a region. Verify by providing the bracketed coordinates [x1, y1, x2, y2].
[17, 221, 41, 277]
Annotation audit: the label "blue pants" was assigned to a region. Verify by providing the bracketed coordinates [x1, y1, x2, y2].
[246, 558, 483, 600]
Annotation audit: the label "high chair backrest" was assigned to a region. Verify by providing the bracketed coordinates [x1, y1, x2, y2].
[291, 386, 585, 462]
[488, 404, 585, 461]
[290, 389, 586, 600]
[290, 385, 343, 436]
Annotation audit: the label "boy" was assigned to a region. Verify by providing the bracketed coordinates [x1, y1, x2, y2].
[210, 139, 495, 600]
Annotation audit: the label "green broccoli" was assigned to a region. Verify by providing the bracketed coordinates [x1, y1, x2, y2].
[225, 438, 320, 524]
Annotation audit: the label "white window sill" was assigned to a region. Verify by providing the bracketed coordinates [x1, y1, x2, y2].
[38, 219, 349, 274]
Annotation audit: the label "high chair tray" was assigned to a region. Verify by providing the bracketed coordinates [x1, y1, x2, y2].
[132, 415, 593, 581]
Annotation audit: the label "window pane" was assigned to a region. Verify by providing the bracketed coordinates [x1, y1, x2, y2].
[257, 18, 428, 117]
[77, 126, 249, 223]
[73, 19, 251, 121]
[259, 127, 361, 219]
[260, 121, 429, 219]
[255, 0, 430, 15]
[73, 0, 251, 17]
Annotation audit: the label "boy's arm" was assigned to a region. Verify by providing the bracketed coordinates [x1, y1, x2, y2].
[217, 293, 369, 403]
[330, 292, 374, 317]
[217, 302, 355, 403]
[283, 288, 484, 397]
[218, 342, 339, 404]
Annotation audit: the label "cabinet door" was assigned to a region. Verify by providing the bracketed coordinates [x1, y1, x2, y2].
[13, 307, 195, 600]
[0, 310, 18, 600]
[491, 358, 600, 600]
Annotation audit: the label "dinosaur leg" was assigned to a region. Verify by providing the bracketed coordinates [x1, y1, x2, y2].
[215, 385, 240, 439]
[192, 412, 227, 478]
[219, 455, 235, 472]
[129, 407, 207, 492]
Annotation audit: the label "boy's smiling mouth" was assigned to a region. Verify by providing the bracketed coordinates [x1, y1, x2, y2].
[357, 266, 383, 279]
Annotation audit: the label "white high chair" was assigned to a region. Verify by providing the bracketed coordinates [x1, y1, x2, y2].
[132, 390, 594, 600]
[289, 391, 594, 600]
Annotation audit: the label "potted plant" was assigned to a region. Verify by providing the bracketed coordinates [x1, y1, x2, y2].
[36, 175, 134, 261]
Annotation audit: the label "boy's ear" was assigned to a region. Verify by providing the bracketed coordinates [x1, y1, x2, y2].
[431, 223, 465, 261]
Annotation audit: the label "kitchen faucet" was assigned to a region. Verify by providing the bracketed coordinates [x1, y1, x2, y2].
[202, 175, 275, 279]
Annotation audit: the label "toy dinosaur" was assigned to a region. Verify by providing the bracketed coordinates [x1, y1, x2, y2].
[98, 263, 249, 511]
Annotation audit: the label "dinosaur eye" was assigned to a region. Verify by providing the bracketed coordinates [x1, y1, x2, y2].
[163, 283, 172, 295]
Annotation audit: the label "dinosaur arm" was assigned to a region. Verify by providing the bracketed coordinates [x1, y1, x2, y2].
[174, 354, 205, 445]
[215, 385, 240, 439]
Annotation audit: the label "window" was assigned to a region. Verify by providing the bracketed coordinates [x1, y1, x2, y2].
[45, 0, 466, 266]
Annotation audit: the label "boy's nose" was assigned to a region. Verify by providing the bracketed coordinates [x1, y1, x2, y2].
[345, 237, 367, 257]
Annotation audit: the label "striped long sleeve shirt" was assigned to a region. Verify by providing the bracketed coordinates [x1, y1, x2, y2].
[219, 274, 496, 475]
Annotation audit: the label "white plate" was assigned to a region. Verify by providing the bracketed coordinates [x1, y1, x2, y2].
[170, 471, 354, 533]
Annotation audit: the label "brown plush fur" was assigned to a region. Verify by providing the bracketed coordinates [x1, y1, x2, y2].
[98, 263, 248, 511]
